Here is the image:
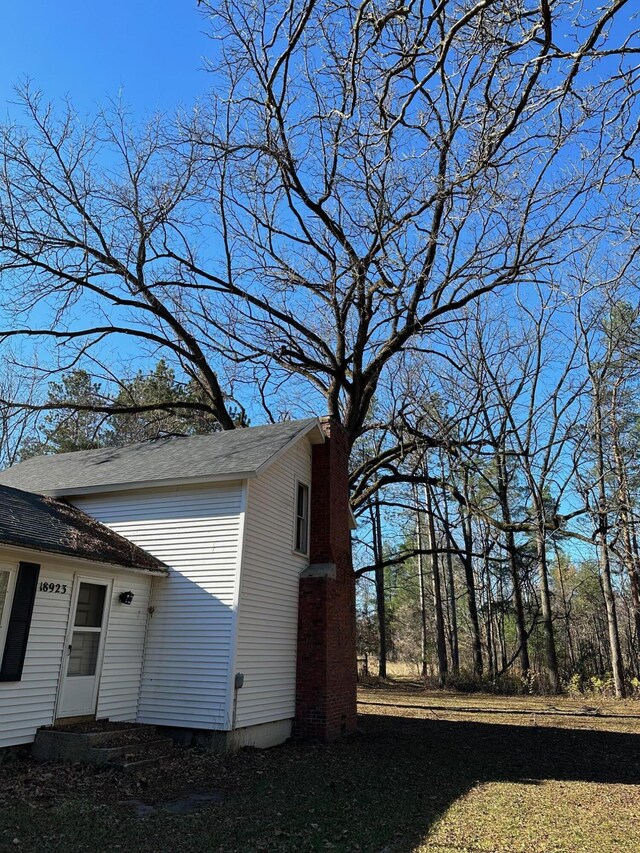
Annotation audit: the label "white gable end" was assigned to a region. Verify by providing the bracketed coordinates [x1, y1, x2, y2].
[73, 482, 244, 730]
[234, 436, 312, 729]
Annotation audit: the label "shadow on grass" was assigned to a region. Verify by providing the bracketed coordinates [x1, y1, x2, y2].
[206, 709, 639, 851]
[1, 709, 638, 852]
[343, 711, 640, 850]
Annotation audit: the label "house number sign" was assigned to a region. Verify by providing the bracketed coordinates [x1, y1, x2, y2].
[38, 582, 68, 594]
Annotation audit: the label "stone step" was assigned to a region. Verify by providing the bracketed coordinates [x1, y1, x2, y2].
[108, 741, 175, 772]
[32, 723, 163, 763]
[87, 737, 174, 764]
[82, 725, 158, 747]
[119, 754, 170, 772]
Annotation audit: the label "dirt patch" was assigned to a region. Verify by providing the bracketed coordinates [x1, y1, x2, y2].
[123, 790, 224, 818]
[0, 745, 225, 810]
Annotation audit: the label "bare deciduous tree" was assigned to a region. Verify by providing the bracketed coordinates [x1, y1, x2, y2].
[0, 0, 636, 476]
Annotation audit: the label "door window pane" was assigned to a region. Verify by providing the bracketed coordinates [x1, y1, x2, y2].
[74, 583, 106, 628]
[68, 631, 100, 676]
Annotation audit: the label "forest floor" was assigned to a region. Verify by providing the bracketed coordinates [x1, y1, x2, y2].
[0, 680, 638, 852]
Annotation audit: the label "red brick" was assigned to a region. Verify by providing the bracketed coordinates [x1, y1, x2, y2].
[294, 418, 357, 741]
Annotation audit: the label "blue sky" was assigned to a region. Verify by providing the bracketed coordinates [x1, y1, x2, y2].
[0, 1, 219, 386]
[0, 1, 209, 118]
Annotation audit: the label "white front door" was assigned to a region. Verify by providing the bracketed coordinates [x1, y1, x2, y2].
[58, 578, 111, 719]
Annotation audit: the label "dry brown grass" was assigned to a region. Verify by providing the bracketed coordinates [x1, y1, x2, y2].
[359, 677, 640, 733]
[360, 680, 640, 852]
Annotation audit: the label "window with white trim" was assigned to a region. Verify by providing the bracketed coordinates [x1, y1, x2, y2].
[0, 566, 16, 660]
[295, 481, 310, 555]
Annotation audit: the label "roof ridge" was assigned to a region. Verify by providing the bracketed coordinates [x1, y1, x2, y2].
[0, 417, 322, 496]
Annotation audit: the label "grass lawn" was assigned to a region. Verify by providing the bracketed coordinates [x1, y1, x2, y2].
[0, 682, 638, 852]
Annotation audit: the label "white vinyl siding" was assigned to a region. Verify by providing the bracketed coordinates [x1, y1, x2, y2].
[0, 561, 72, 748]
[74, 483, 244, 730]
[96, 574, 153, 721]
[0, 554, 151, 749]
[234, 439, 312, 728]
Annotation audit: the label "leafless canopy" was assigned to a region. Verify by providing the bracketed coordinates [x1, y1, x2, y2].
[0, 0, 638, 454]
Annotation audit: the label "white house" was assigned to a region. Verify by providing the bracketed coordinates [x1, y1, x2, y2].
[0, 417, 357, 751]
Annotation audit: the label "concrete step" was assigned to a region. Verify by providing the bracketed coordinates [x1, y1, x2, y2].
[88, 737, 173, 765]
[108, 741, 175, 772]
[82, 725, 158, 747]
[32, 723, 164, 764]
[119, 754, 170, 772]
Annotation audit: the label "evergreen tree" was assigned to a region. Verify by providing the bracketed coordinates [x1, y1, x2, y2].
[20, 370, 108, 458]
[19, 361, 246, 459]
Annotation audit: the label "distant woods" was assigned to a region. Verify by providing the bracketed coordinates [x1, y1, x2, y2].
[355, 294, 640, 698]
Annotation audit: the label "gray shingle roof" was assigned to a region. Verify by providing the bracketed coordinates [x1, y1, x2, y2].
[0, 418, 321, 496]
[0, 485, 167, 573]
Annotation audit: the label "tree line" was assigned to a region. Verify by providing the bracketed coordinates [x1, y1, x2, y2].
[355, 289, 640, 696]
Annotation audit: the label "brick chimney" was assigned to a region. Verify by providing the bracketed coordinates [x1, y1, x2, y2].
[294, 417, 357, 740]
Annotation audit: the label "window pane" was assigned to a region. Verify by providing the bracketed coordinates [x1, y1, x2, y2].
[68, 631, 100, 676]
[0, 571, 10, 628]
[297, 483, 307, 518]
[74, 583, 106, 628]
[295, 483, 309, 553]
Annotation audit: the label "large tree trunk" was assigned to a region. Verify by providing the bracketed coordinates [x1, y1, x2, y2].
[594, 389, 626, 698]
[372, 501, 387, 679]
[460, 500, 483, 677]
[597, 537, 626, 697]
[423, 469, 447, 687]
[415, 508, 429, 678]
[485, 583, 495, 679]
[496, 449, 530, 674]
[497, 561, 509, 671]
[535, 524, 560, 693]
[440, 481, 459, 674]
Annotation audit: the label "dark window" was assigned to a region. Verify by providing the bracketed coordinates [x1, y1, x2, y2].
[0, 562, 40, 682]
[0, 568, 15, 657]
[74, 582, 106, 628]
[295, 482, 309, 554]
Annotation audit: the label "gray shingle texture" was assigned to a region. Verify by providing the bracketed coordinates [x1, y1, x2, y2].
[0, 485, 167, 572]
[0, 418, 319, 495]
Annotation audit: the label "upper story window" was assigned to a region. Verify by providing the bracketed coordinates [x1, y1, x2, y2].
[295, 481, 310, 555]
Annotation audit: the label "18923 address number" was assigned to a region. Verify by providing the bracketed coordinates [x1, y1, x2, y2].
[38, 582, 68, 594]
